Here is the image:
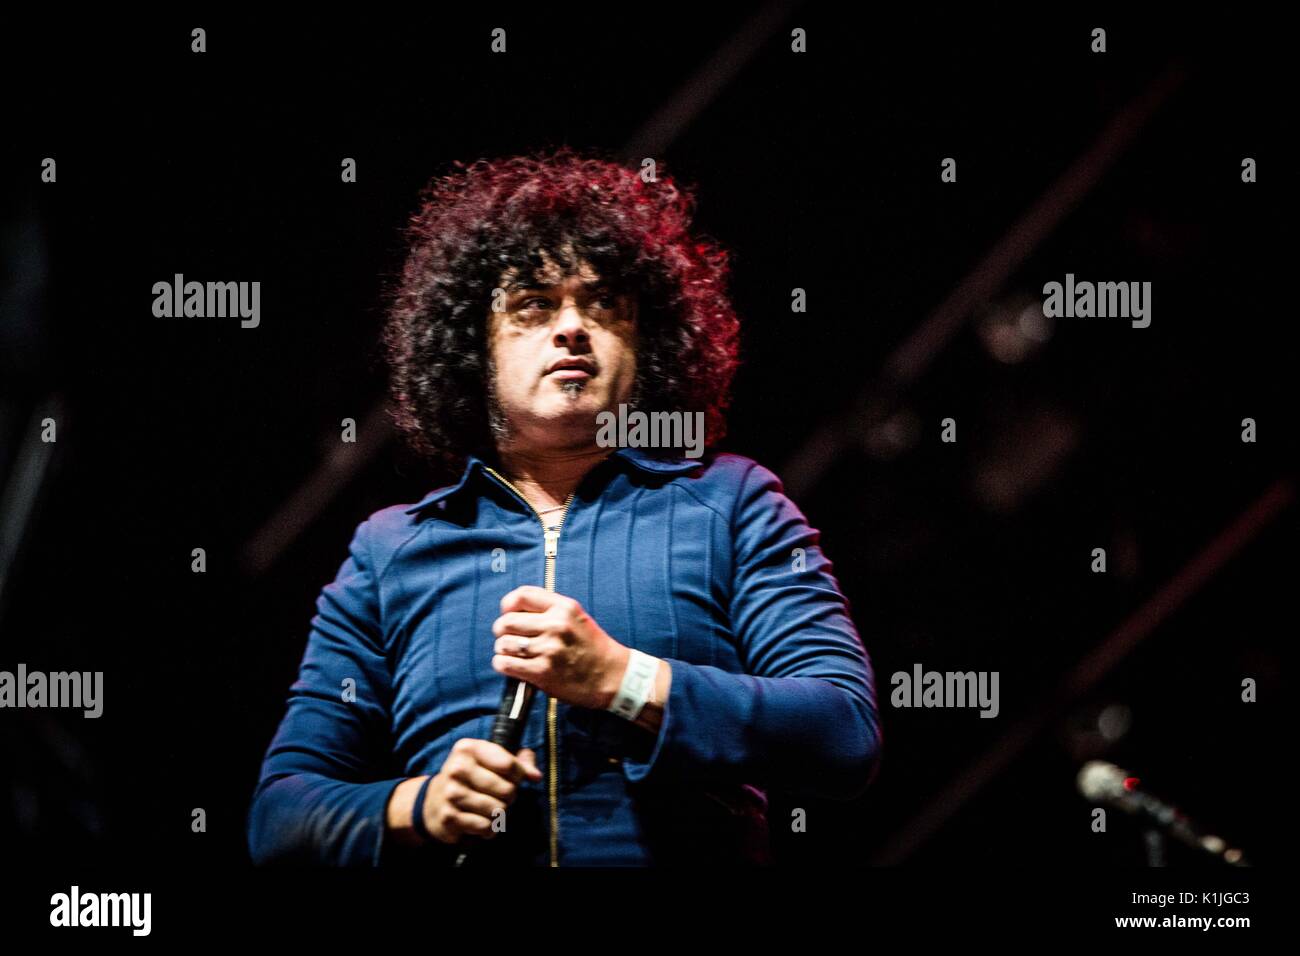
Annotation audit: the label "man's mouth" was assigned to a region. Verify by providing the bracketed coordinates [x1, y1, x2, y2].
[546, 358, 597, 379]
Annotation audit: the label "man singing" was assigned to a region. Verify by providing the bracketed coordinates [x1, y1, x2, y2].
[246, 147, 881, 866]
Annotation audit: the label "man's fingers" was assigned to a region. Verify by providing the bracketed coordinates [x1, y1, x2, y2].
[494, 635, 534, 658]
[500, 585, 555, 614]
[444, 782, 509, 820]
[457, 739, 542, 784]
[494, 635, 563, 661]
[454, 738, 514, 774]
[518, 747, 543, 780]
[448, 759, 521, 802]
[446, 808, 498, 839]
[492, 654, 547, 682]
[492, 611, 549, 639]
[435, 740, 543, 843]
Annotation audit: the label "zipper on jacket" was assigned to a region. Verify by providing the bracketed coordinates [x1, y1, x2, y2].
[484, 465, 574, 868]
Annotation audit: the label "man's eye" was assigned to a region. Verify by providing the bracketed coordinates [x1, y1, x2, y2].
[586, 290, 622, 310]
[513, 292, 620, 314]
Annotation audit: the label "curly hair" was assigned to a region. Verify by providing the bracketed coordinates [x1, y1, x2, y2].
[380, 146, 741, 477]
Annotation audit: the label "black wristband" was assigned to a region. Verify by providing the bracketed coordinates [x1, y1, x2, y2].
[412, 775, 436, 844]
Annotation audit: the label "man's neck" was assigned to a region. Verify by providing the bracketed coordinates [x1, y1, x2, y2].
[491, 443, 615, 513]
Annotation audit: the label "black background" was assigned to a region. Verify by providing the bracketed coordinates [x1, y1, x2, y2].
[1, 5, 1291, 930]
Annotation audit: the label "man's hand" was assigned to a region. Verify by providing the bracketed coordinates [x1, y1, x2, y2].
[491, 585, 630, 710]
[401, 738, 543, 846]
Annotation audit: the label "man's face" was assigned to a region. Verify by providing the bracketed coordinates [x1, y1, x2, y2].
[486, 249, 638, 453]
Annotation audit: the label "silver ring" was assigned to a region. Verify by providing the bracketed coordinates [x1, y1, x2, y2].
[515, 637, 531, 656]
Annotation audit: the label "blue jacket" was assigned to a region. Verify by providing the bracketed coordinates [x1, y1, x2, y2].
[246, 446, 881, 866]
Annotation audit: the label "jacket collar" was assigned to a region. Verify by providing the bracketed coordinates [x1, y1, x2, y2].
[403, 446, 704, 515]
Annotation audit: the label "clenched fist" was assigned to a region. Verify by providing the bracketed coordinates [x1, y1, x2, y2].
[491, 585, 631, 710]
[388, 738, 543, 847]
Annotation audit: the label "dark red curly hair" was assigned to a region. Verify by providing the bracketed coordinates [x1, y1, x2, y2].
[380, 146, 741, 476]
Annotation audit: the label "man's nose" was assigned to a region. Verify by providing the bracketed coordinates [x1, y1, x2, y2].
[552, 301, 591, 346]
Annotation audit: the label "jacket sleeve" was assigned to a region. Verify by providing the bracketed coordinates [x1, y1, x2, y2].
[620, 460, 882, 800]
[246, 517, 411, 866]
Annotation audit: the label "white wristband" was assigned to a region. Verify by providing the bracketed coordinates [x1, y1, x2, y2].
[608, 649, 660, 721]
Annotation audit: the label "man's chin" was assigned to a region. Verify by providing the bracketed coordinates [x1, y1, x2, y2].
[541, 385, 606, 411]
[549, 376, 597, 397]
[529, 398, 618, 438]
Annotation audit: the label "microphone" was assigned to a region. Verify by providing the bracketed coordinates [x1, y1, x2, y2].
[452, 678, 537, 867]
[1076, 760, 1249, 865]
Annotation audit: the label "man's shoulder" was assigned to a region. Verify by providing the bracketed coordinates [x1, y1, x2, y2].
[661, 450, 787, 513]
[344, 497, 444, 574]
[676, 450, 769, 485]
